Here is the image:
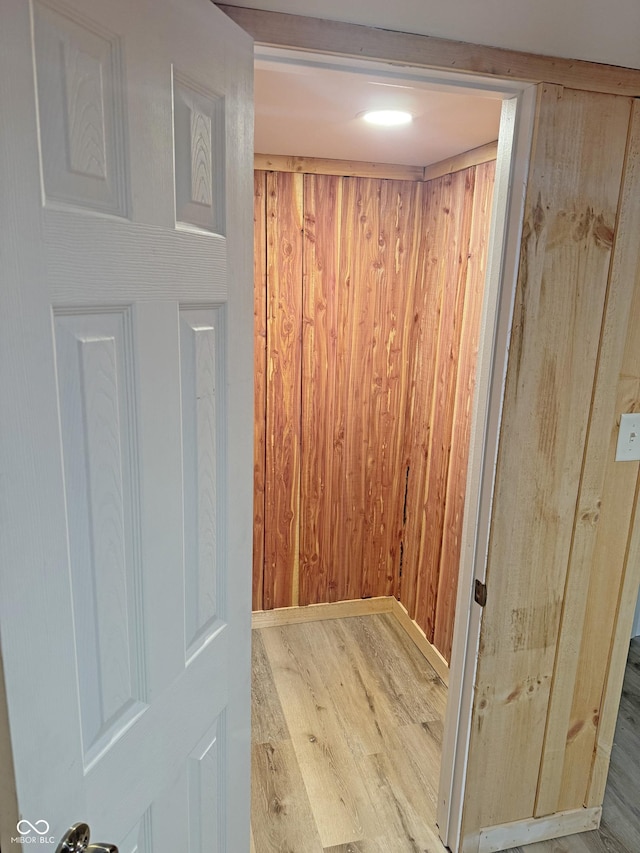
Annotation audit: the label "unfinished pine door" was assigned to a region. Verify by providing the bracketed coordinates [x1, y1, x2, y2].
[254, 163, 495, 663]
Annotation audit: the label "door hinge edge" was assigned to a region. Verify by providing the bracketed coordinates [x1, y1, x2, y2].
[474, 579, 487, 607]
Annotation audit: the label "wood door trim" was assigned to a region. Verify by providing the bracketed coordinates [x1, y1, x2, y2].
[218, 5, 640, 97]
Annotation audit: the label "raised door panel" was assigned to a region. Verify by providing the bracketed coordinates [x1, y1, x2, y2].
[0, 0, 253, 849]
[54, 309, 147, 767]
[174, 74, 226, 233]
[33, 0, 128, 215]
[180, 306, 227, 659]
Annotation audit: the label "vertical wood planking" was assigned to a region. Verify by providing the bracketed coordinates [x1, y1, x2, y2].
[300, 176, 423, 603]
[264, 171, 304, 609]
[253, 171, 267, 610]
[300, 173, 343, 604]
[344, 178, 422, 600]
[434, 160, 496, 661]
[256, 162, 494, 641]
[398, 179, 442, 620]
[462, 86, 632, 836]
[412, 169, 475, 641]
[586, 481, 640, 808]
[535, 99, 640, 815]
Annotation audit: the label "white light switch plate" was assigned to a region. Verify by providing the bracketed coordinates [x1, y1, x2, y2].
[616, 413, 640, 461]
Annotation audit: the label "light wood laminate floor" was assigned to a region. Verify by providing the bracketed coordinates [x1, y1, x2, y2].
[251, 617, 639, 853]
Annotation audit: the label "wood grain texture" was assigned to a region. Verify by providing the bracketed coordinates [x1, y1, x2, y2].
[412, 169, 475, 640]
[397, 177, 443, 620]
[586, 475, 640, 808]
[251, 613, 448, 852]
[298, 173, 342, 605]
[251, 620, 640, 853]
[423, 141, 498, 182]
[260, 622, 382, 846]
[264, 170, 304, 609]
[251, 630, 289, 745]
[255, 148, 498, 182]
[255, 153, 423, 182]
[255, 163, 493, 664]
[391, 598, 450, 687]
[218, 6, 640, 97]
[401, 163, 493, 650]
[252, 595, 450, 681]
[342, 177, 421, 602]
[300, 175, 423, 604]
[592, 638, 640, 850]
[253, 171, 267, 610]
[504, 640, 640, 852]
[434, 160, 496, 661]
[252, 596, 394, 629]
[252, 736, 324, 852]
[535, 98, 640, 817]
[461, 86, 632, 836]
[478, 808, 601, 852]
[567, 102, 640, 813]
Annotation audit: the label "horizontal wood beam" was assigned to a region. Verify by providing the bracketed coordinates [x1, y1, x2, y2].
[218, 6, 640, 97]
[255, 144, 497, 182]
[254, 153, 424, 181]
[422, 140, 498, 182]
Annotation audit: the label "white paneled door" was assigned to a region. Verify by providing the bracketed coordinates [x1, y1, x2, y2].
[0, 0, 253, 850]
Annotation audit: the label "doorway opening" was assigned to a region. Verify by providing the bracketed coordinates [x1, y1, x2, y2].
[250, 46, 536, 852]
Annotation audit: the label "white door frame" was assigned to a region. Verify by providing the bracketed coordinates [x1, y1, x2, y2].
[252, 44, 537, 852]
[440, 83, 537, 851]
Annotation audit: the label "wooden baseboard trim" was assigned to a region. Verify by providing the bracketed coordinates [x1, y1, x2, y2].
[475, 806, 602, 853]
[391, 599, 450, 686]
[251, 596, 395, 629]
[252, 597, 451, 686]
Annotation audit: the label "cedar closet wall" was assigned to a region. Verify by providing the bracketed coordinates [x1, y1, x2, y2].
[253, 160, 495, 663]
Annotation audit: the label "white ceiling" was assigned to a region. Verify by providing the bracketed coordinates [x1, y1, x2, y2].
[223, 0, 640, 70]
[254, 59, 503, 167]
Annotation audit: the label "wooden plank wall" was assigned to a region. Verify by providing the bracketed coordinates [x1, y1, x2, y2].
[404, 169, 475, 646]
[461, 86, 640, 841]
[434, 160, 496, 658]
[539, 99, 640, 816]
[301, 175, 424, 604]
[253, 171, 267, 610]
[263, 171, 304, 609]
[253, 162, 495, 663]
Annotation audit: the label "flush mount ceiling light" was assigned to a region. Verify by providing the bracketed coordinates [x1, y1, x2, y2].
[361, 109, 413, 127]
